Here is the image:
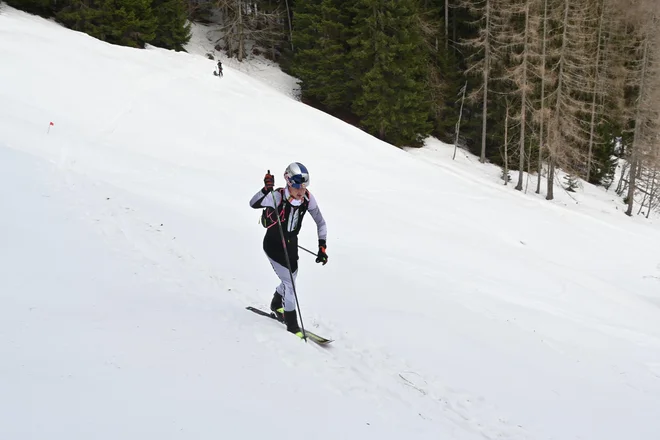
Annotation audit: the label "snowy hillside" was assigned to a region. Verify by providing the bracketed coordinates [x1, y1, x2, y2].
[1, 7, 660, 440]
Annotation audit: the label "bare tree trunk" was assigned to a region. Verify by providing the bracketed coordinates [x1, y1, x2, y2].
[453, 12, 457, 51]
[237, 1, 244, 62]
[445, 0, 449, 50]
[647, 168, 658, 218]
[626, 38, 649, 216]
[536, 0, 549, 195]
[616, 161, 629, 195]
[284, 0, 294, 51]
[546, 0, 588, 201]
[454, 81, 468, 160]
[536, 124, 545, 194]
[587, 0, 606, 183]
[463, 0, 501, 164]
[515, 0, 531, 191]
[480, 0, 491, 164]
[504, 100, 510, 185]
[626, 154, 639, 215]
[637, 172, 648, 215]
[547, 0, 572, 201]
[526, 134, 533, 193]
[216, 0, 286, 62]
[586, 106, 597, 182]
[547, 159, 555, 200]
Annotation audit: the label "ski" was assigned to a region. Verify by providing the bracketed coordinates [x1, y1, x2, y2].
[246, 306, 333, 345]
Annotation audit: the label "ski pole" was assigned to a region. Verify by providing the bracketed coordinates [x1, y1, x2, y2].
[268, 170, 307, 342]
[298, 245, 317, 257]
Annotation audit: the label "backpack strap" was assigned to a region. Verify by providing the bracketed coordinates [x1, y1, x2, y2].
[261, 188, 286, 229]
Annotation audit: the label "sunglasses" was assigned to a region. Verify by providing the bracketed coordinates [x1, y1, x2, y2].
[288, 174, 309, 189]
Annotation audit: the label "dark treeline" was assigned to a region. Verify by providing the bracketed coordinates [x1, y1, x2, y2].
[5, 0, 191, 50]
[5, 0, 660, 214]
[194, 0, 660, 214]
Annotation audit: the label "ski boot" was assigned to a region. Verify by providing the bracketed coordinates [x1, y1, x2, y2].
[270, 292, 285, 322]
[284, 310, 304, 339]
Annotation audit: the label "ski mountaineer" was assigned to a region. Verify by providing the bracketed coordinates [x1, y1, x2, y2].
[249, 162, 328, 338]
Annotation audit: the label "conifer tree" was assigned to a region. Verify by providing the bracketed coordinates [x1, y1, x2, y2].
[461, 0, 499, 163]
[494, 0, 538, 190]
[291, 0, 353, 111]
[531, 0, 556, 195]
[215, 0, 288, 61]
[419, 0, 463, 141]
[4, 0, 54, 17]
[621, 3, 660, 216]
[56, 0, 156, 48]
[563, 173, 579, 191]
[104, 0, 156, 48]
[151, 0, 191, 51]
[544, 0, 593, 200]
[349, 0, 432, 147]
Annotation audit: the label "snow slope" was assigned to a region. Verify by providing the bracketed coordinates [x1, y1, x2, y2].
[185, 21, 301, 99]
[1, 7, 660, 439]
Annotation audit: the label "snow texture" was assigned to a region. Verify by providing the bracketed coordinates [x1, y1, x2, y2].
[1, 7, 660, 440]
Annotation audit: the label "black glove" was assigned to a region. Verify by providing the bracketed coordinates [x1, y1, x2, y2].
[315, 239, 328, 265]
[264, 171, 274, 191]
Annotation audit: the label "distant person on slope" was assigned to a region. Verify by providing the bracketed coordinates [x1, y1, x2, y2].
[249, 163, 328, 337]
[216, 60, 223, 77]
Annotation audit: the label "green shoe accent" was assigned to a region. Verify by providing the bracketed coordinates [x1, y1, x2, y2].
[294, 331, 304, 339]
[276, 307, 284, 314]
